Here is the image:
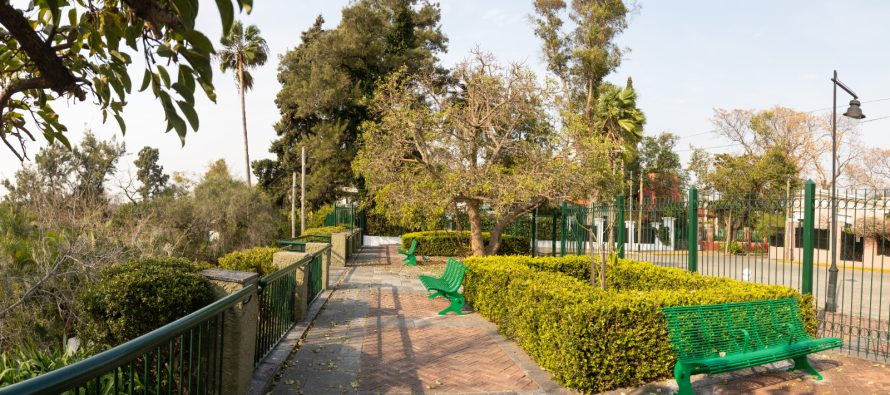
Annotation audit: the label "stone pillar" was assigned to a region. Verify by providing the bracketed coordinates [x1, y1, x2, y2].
[662, 217, 676, 249]
[305, 243, 331, 289]
[200, 268, 258, 395]
[272, 251, 310, 321]
[625, 220, 636, 252]
[331, 232, 349, 267]
[652, 223, 663, 248]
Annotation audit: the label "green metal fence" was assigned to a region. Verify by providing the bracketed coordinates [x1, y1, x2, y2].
[324, 203, 357, 229]
[531, 181, 890, 361]
[0, 285, 253, 395]
[254, 247, 328, 366]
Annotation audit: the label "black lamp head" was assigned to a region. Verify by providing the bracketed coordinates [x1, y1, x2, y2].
[843, 99, 866, 119]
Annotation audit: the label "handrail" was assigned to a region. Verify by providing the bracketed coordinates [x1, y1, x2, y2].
[258, 246, 330, 288]
[0, 284, 256, 395]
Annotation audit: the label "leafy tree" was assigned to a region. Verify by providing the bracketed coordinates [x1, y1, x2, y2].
[628, 132, 685, 200]
[356, 52, 619, 256]
[533, 0, 630, 131]
[3, 133, 125, 204]
[690, 148, 799, 248]
[134, 146, 169, 200]
[711, 106, 864, 188]
[0, 0, 253, 160]
[218, 21, 268, 186]
[260, 0, 447, 208]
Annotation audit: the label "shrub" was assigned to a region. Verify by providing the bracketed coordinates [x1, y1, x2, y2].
[76, 257, 215, 348]
[218, 247, 278, 276]
[301, 225, 347, 236]
[463, 256, 817, 393]
[401, 230, 530, 256]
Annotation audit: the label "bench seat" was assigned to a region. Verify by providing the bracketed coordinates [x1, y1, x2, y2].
[662, 298, 841, 394]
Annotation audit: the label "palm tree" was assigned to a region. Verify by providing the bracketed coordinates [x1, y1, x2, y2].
[219, 21, 269, 186]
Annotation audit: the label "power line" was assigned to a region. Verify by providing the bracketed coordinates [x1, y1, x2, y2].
[673, 97, 890, 141]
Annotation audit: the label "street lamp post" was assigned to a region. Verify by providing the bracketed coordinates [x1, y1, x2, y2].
[826, 70, 865, 312]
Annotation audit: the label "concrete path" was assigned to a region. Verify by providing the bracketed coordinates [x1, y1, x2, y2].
[268, 245, 569, 395]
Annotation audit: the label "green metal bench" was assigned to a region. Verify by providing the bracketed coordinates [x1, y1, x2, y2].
[419, 258, 467, 315]
[662, 298, 841, 395]
[398, 239, 418, 266]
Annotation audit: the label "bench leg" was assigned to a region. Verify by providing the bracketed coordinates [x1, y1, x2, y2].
[438, 293, 465, 316]
[428, 290, 446, 300]
[791, 356, 822, 380]
[403, 255, 416, 266]
[674, 362, 694, 395]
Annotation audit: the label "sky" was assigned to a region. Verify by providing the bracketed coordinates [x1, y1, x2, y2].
[3, 0, 890, 188]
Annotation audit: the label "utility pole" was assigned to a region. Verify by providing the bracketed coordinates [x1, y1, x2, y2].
[301, 146, 306, 235]
[291, 171, 296, 238]
[638, 171, 643, 252]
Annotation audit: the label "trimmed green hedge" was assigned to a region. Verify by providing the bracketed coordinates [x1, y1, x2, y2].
[76, 257, 215, 349]
[218, 247, 279, 276]
[463, 256, 817, 393]
[400, 230, 530, 256]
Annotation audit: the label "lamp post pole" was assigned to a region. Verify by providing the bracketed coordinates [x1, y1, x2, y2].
[827, 70, 839, 313]
[826, 70, 865, 313]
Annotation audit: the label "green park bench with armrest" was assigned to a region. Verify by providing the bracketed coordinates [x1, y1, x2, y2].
[661, 298, 841, 395]
[398, 239, 418, 266]
[418, 258, 467, 315]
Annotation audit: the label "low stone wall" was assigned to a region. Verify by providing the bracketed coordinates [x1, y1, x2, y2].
[331, 228, 363, 266]
[194, 245, 333, 394]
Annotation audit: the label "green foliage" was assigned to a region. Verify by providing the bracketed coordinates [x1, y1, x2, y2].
[629, 132, 686, 200]
[462, 256, 817, 393]
[401, 231, 530, 257]
[134, 147, 169, 200]
[218, 20, 269, 185]
[358, 53, 620, 255]
[218, 247, 278, 276]
[76, 257, 215, 348]
[301, 225, 346, 236]
[0, 0, 253, 159]
[259, 0, 447, 207]
[0, 341, 81, 388]
[305, 204, 333, 230]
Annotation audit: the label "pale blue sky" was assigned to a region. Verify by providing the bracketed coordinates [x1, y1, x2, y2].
[3, 0, 890, 188]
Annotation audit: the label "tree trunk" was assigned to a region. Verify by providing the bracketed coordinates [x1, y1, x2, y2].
[238, 60, 251, 186]
[466, 201, 486, 256]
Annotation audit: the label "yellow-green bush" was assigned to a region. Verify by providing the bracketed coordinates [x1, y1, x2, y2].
[463, 256, 817, 393]
[218, 247, 279, 276]
[400, 230, 529, 256]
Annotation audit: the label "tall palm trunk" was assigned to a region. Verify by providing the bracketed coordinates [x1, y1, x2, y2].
[238, 58, 251, 186]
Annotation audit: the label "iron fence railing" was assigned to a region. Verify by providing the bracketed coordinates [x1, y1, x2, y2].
[253, 247, 329, 367]
[0, 285, 254, 395]
[525, 181, 890, 361]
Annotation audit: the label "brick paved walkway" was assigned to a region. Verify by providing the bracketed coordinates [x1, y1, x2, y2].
[270, 244, 890, 395]
[606, 352, 890, 394]
[269, 245, 567, 395]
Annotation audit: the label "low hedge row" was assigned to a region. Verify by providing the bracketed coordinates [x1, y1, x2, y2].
[400, 230, 529, 256]
[462, 256, 816, 393]
[218, 247, 279, 276]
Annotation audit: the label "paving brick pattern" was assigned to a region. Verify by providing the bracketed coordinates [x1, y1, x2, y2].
[270, 245, 565, 395]
[271, 244, 890, 395]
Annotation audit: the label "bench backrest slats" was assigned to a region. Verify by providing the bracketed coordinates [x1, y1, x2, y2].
[443, 258, 468, 292]
[662, 298, 810, 361]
